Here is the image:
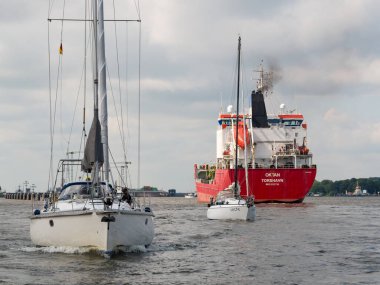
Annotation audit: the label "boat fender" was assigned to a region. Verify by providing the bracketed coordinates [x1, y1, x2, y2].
[144, 207, 151, 213]
[33, 209, 41, 215]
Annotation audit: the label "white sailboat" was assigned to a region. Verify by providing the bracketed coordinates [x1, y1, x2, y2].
[207, 183, 255, 220]
[207, 37, 256, 221]
[30, 0, 154, 253]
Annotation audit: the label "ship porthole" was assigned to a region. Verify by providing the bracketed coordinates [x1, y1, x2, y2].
[49, 220, 54, 227]
[145, 218, 148, 225]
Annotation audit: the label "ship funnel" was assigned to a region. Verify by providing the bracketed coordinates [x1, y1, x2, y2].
[251, 90, 269, 128]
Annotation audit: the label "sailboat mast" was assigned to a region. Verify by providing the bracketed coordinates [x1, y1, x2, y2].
[92, 1, 99, 110]
[233, 36, 241, 197]
[91, 0, 101, 184]
[97, 0, 110, 181]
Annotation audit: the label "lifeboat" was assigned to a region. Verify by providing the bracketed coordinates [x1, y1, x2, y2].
[233, 122, 250, 149]
[298, 146, 309, 155]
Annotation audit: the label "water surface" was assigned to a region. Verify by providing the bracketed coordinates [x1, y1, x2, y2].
[1, 197, 379, 284]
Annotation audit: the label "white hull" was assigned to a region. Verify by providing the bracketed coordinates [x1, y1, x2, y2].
[207, 204, 256, 220]
[30, 209, 154, 252]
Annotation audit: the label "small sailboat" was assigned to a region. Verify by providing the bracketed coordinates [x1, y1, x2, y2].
[207, 36, 256, 221]
[30, 0, 154, 253]
[207, 183, 255, 220]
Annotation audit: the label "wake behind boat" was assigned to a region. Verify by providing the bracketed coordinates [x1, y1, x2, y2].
[30, 0, 154, 253]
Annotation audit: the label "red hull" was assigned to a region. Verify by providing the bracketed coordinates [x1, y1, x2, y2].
[195, 167, 317, 203]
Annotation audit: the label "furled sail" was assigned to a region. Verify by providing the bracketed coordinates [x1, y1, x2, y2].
[81, 110, 104, 172]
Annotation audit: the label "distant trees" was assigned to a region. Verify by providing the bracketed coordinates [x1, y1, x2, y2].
[310, 177, 380, 196]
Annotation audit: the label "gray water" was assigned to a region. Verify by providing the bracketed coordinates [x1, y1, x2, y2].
[1, 197, 380, 285]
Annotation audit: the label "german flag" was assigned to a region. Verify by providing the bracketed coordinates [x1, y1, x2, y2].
[59, 43, 63, 55]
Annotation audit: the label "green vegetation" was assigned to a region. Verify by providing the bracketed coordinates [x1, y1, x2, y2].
[310, 177, 380, 196]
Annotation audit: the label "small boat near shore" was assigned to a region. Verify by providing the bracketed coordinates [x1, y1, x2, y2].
[185, 193, 197, 198]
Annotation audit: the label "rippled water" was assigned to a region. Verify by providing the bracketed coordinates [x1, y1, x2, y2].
[1, 197, 380, 284]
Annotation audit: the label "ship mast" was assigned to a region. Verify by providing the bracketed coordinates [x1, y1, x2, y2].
[233, 36, 241, 198]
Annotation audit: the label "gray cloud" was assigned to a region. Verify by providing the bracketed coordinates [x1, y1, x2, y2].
[1, 0, 380, 192]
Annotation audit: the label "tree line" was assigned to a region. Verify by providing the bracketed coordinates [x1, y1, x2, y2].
[310, 177, 380, 196]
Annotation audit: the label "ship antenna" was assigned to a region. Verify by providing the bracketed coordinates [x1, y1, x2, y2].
[255, 61, 273, 95]
[257, 61, 264, 91]
[233, 36, 241, 198]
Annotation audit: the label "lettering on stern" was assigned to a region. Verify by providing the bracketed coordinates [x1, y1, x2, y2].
[261, 172, 284, 186]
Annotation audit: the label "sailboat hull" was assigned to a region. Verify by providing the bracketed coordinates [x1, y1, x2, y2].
[30, 210, 154, 252]
[207, 204, 256, 220]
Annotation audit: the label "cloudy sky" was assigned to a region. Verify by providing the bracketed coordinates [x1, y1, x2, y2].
[1, 0, 380, 193]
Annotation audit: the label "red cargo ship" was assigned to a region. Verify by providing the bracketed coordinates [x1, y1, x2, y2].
[194, 67, 317, 203]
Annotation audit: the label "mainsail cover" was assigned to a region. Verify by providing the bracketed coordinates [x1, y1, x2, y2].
[82, 110, 104, 172]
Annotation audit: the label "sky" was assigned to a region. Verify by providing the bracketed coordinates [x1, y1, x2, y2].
[1, 0, 380, 193]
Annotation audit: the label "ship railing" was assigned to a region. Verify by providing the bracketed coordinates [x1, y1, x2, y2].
[274, 151, 313, 157]
[254, 161, 316, 169]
